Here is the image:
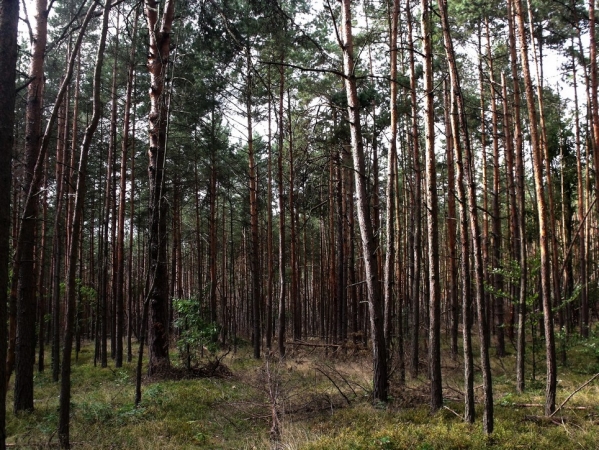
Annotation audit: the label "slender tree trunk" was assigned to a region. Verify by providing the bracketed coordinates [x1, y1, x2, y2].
[14, 0, 48, 412]
[0, 0, 19, 445]
[444, 79, 459, 359]
[116, 5, 139, 368]
[384, 0, 400, 348]
[485, 20, 505, 357]
[58, 1, 108, 446]
[339, 0, 387, 402]
[288, 95, 301, 343]
[437, 0, 493, 432]
[420, 0, 442, 412]
[512, 0, 556, 415]
[246, 50, 261, 360]
[572, 42, 588, 339]
[448, 85, 475, 423]
[266, 68, 274, 351]
[277, 60, 286, 358]
[406, 0, 422, 379]
[506, 0, 528, 393]
[589, 0, 599, 270]
[501, 72, 519, 344]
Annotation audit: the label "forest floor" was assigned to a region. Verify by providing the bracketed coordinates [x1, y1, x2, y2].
[6, 334, 599, 449]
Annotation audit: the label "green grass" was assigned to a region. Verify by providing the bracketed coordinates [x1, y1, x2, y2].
[5, 337, 599, 449]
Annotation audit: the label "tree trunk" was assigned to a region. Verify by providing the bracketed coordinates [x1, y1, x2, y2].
[444, 79, 459, 360]
[506, 0, 528, 393]
[0, 0, 19, 445]
[246, 50, 261, 360]
[277, 60, 286, 358]
[144, 0, 176, 374]
[571, 41, 588, 339]
[115, 4, 138, 368]
[14, 0, 48, 412]
[421, 0, 442, 412]
[384, 0, 399, 347]
[406, 0, 422, 379]
[58, 1, 108, 446]
[587, 0, 598, 337]
[339, 0, 387, 402]
[512, 0, 557, 415]
[437, 0, 493, 432]
[485, 19, 505, 357]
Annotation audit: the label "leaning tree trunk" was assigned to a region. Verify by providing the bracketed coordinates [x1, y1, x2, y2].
[0, 0, 20, 445]
[338, 0, 387, 402]
[58, 1, 108, 447]
[144, 0, 176, 375]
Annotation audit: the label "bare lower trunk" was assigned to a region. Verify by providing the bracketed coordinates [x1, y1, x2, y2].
[438, 0, 493, 432]
[14, 0, 48, 412]
[512, 0, 556, 415]
[0, 0, 20, 445]
[144, 0, 176, 374]
[421, 0, 442, 412]
[339, 0, 387, 402]
[58, 1, 108, 446]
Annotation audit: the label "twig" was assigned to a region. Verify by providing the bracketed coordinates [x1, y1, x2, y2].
[287, 341, 341, 349]
[315, 367, 351, 405]
[550, 372, 599, 418]
[443, 405, 462, 419]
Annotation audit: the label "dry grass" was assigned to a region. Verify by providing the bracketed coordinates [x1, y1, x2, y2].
[4, 335, 599, 449]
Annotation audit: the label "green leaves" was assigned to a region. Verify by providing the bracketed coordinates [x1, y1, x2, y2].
[173, 298, 220, 367]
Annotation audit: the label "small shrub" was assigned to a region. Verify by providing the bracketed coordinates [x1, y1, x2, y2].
[173, 298, 220, 368]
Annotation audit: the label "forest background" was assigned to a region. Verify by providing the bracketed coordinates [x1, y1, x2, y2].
[1, 0, 599, 447]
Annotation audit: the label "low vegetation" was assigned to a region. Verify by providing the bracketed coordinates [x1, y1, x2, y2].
[6, 334, 599, 449]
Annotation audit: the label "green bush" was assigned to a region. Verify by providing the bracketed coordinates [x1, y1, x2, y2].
[173, 298, 220, 368]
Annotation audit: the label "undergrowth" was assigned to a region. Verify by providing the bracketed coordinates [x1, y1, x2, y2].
[4, 336, 599, 449]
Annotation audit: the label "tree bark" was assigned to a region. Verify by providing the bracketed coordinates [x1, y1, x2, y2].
[420, 0, 442, 412]
[512, 0, 557, 415]
[14, 0, 48, 412]
[0, 0, 19, 445]
[339, 0, 387, 402]
[384, 0, 399, 348]
[406, 0, 422, 379]
[144, 0, 176, 374]
[58, 0, 109, 446]
[277, 60, 286, 358]
[437, 0, 493, 432]
[115, 4, 139, 368]
[246, 49, 261, 360]
[506, 0, 528, 393]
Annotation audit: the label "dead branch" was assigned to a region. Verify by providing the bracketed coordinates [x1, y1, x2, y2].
[315, 367, 351, 405]
[550, 372, 599, 418]
[286, 341, 341, 349]
[443, 405, 462, 419]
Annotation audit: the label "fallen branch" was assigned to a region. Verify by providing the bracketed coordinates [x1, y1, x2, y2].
[443, 405, 462, 419]
[315, 367, 351, 405]
[287, 341, 341, 349]
[550, 372, 599, 418]
[500, 403, 589, 410]
[525, 415, 568, 425]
